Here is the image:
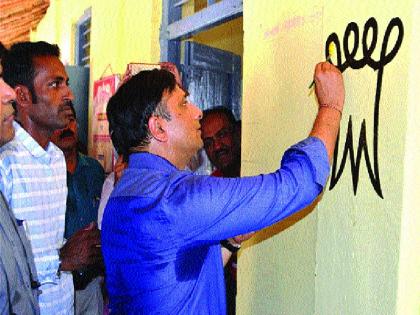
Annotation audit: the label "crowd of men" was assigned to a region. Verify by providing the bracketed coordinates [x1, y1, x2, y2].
[0, 40, 344, 315]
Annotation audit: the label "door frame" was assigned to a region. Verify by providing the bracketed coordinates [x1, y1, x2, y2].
[160, 0, 243, 63]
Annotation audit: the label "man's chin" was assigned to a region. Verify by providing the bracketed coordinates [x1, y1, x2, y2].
[0, 128, 15, 146]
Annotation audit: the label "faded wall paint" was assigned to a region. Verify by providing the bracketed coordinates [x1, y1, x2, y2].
[31, 0, 162, 154]
[239, 1, 419, 315]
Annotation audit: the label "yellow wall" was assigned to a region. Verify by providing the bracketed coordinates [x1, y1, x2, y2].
[31, 0, 162, 153]
[189, 17, 243, 57]
[181, 1, 243, 57]
[239, 1, 419, 314]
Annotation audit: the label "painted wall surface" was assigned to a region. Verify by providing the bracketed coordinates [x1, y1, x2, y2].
[239, 1, 419, 315]
[31, 0, 162, 153]
[181, 1, 243, 57]
[190, 18, 243, 57]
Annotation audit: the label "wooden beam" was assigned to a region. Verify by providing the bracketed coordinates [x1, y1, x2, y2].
[166, 0, 242, 40]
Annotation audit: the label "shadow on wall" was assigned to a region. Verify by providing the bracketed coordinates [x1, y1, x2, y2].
[242, 195, 321, 248]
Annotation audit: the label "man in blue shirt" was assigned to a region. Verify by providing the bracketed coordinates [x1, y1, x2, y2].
[102, 63, 345, 314]
[201, 107, 246, 315]
[51, 104, 104, 315]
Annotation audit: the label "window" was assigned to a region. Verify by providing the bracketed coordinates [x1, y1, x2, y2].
[75, 8, 91, 67]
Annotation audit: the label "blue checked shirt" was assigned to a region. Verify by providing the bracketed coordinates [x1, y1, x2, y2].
[0, 122, 74, 315]
[102, 136, 330, 314]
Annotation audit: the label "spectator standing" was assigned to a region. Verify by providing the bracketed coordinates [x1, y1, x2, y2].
[0, 42, 40, 315]
[51, 104, 104, 315]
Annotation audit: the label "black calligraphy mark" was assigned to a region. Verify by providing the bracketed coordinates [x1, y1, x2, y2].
[325, 17, 404, 198]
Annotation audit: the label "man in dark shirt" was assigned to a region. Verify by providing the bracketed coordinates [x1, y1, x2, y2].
[51, 105, 105, 315]
[201, 107, 244, 315]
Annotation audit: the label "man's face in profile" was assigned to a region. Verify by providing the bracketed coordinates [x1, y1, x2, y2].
[0, 76, 16, 146]
[50, 111, 77, 151]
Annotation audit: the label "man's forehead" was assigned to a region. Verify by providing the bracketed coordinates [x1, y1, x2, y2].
[203, 112, 231, 127]
[201, 113, 232, 136]
[33, 55, 68, 78]
[162, 84, 185, 101]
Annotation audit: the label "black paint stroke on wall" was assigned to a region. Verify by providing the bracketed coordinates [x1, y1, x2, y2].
[325, 17, 404, 199]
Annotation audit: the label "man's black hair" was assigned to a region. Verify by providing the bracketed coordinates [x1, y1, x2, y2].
[202, 106, 237, 126]
[1, 41, 60, 103]
[0, 42, 6, 61]
[0, 42, 6, 77]
[107, 69, 176, 162]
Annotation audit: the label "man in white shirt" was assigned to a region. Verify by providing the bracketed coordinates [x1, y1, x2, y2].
[0, 41, 101, 315]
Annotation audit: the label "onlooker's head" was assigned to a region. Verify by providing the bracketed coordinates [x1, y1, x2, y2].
[107, 69, 203, 164]
[201, 106, 240, 176]
[1, 41, 74, 140]
[0, 42, 16, 146]
[50, 103, 77, 152]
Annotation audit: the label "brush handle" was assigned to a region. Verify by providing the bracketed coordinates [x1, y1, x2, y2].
[308, 56, 333, 89]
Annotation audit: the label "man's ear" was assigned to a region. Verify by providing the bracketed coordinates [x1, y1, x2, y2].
[148, 116, 168, 142]
[14, 85, 33, 108]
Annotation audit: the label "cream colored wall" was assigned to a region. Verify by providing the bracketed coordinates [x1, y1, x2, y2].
[181, 1, 243, 57]
[190, 18, 243, 57]
[239, 2, 323, 314]
[31, 0, 162, 153]
[239, 1, 419, 315]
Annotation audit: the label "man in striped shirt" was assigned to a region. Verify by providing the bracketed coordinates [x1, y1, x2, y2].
[0, 42, 40, 315]
[0, 41, 101, 314]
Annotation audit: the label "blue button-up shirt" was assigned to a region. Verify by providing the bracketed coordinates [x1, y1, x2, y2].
[102, 137, 329, 314]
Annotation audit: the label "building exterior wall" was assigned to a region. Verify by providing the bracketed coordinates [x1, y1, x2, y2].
[239, 1, 419, 314]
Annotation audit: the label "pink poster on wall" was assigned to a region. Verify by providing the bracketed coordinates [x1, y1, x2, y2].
[92, 75, 119, 173]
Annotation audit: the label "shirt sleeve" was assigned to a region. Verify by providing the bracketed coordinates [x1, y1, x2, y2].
[164, 137, 330, 243]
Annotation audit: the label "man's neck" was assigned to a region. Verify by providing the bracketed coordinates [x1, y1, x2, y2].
[17, 117, 51, 150]
[139, 142, 192, 170]
[220, 160, 241, 178]
[63, 148, 78, 174]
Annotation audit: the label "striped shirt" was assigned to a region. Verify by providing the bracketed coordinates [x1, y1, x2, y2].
[0, 121, 74, 315]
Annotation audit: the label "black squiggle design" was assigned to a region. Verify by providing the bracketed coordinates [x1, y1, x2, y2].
[325, 17, 404, 198]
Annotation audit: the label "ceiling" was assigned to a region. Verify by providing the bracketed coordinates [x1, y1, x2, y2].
[0, 0, 50, 47]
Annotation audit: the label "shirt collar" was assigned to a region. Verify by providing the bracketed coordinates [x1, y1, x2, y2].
[77, 153, 90, 168]
[13, 121, 61, 162]
[128, 152, 178, 173]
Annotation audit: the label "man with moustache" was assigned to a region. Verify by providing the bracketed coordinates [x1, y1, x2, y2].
[0, 42, 40, 314]
[51, 105, 104, 315]
[201, 107, 241, 178]
[0, 41, 101, 314]
[102, 63, 344, 314]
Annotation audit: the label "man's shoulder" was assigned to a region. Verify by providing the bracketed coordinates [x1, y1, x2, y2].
[79, 154, 103, 170]
[0, 137, 24, 164]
